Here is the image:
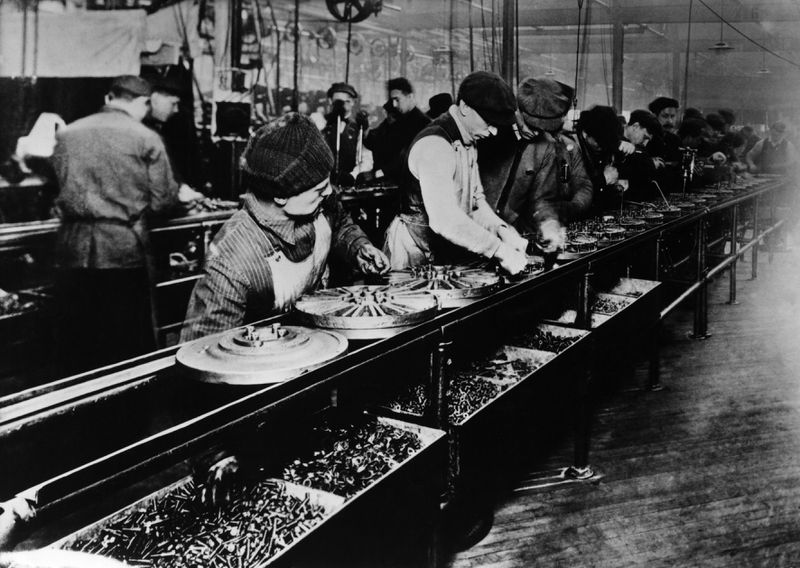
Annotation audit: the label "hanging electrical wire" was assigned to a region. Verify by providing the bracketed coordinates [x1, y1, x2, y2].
[696, 0, 800, 70]
[345, 1, 353, 83]
[292, 0, 300, 109]
[490, 0, 497, 72]
[468, 0, 475, 72]
[480, 0, 490, 71]
[599, 15, 611, 105]
[514, 0, 519, 88]
[449, 0, 456, 96]
[682, 0, 693, 112]
[578, 0, 591, 107]
[572, 0, 585, 111]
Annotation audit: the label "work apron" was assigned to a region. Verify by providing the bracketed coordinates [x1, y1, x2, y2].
[267, 214, 333, 311]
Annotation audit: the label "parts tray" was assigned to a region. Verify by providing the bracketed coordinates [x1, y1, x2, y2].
[545, 278, 662, 346]
[375, 324, 591, 492]
[48, 413, 446, 568]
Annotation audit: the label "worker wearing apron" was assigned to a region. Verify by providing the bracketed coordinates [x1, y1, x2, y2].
[180, 113, 388, 342]
[383, 71, 529, 275]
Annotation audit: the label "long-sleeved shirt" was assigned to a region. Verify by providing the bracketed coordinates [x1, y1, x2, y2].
[500, 130, 593, 235]
[746, 137, 799, 174]
[180, 193, 371, 341]
[403, 107, 505, 260]
[52, 106, 179, 269]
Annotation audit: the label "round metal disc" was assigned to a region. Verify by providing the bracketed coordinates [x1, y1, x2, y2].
[382, 264, 501, 308]
[294, 285, 439, 339]
[176, 324, 348, 385]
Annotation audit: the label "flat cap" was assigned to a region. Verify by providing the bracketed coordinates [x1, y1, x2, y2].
[110, 75, 152, 98]
[457, 71, 517, 127]
[327, 82, 358, 99]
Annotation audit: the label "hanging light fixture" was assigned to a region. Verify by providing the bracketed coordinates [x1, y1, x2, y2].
[545, 49, 556, 76]
[757, 50, 770, 74]
[709, 0, 733, 52]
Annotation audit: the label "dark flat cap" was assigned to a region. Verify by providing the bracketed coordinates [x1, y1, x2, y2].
[457, 71, 517, 127]
[517, 76, 574, 132]
[327, 82, 358, 99]
[648, 96, 679, 116]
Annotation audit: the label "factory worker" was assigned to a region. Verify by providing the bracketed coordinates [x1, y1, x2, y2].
[51, 75, 184, 376]
[493, 77, 593, 253]
[383, 71, 528, 274]
[180, 113, 388, 341]
[746, 121, 799, 175]
[322, 82, 371, 186]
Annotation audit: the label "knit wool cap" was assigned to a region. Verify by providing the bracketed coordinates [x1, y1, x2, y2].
[241, 112, 334, 198]
[517, 76, 574, 132]
[456, 71, 517, 127]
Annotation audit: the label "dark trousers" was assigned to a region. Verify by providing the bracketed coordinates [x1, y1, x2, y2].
[55, 268, 156, 377]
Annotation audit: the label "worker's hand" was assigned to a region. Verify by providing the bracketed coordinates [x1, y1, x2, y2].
[201, 456, 240, 507]
[652, 157, 665, 169]
[618, 141, 636, 155]
[615, 179, 630, 193]
[537, 219, 566, 254]
[354, 110, 370, 132]
[496, 224, 528, 253]
[178, 183, 204, 203]
[710, 151, 727, 164]
[0, 495, 36, 550]
[356, 245, 390, 275]
[493, 242, 528, 275]
[325, 100, 347, 123]
[603, 165, 619, 185]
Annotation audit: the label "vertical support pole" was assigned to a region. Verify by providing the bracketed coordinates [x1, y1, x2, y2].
[611, 17, 624, 112]
[729, 204, 739, 304]
[565, 365, 594, 480]
[400, 36, 408, 78]
[501, 0, 516, 88]
[671, 47, 681, 99]
[576, 266, 593, 330]
[653, 233, 663, 280]
[230, 0, 243, 72]
[430, 339, 452, 432]
[751, 195, 759, 279]
[769, 189, 776, 264]
[691, 219, 711, 339]
[648, 321, 662, 391]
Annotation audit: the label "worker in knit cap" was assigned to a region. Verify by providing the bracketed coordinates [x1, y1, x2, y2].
[180, 113, 388, 341]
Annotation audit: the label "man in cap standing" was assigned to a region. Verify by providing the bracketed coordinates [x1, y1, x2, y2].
[51, 75, 182, 375]
[322, 82, 371, 186]
[180, 113, 388, 341]
[383, 71, 528, 274]
[496, 77, 593, 253]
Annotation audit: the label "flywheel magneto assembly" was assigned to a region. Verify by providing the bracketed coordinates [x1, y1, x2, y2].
[176, 323, 348, 385]
[382, 264, 501, 308]
[294, 285, 439, 339]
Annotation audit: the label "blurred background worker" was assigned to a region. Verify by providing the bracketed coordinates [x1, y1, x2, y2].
[51, 75, 185, 375]
[322, 82, 371, 186]
[364, 77, 430, 184]
[143, 74, 204, 194]
[746, 121, 799, 175]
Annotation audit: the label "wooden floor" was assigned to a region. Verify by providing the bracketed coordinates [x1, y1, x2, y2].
[448, 232, 800, 568]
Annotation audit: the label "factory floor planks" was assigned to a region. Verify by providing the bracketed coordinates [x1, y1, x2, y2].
[448, 233, 800, 568]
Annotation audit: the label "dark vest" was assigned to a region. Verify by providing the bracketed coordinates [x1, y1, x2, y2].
[759, 138, 790, 174]
[397, 112, 477, 265]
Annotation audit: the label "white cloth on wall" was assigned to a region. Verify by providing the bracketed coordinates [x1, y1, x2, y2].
[145, 0, 201, 60]
[0, 7, 146, 77]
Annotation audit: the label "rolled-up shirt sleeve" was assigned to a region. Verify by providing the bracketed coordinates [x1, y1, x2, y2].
[409, 136, 502, 258]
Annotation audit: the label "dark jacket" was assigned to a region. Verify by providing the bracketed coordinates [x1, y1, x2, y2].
[364, 107, 430, 181]
[498, 130, 593, 235]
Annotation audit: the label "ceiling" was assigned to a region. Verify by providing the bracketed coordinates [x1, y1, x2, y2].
[255, 0, 800, 117]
